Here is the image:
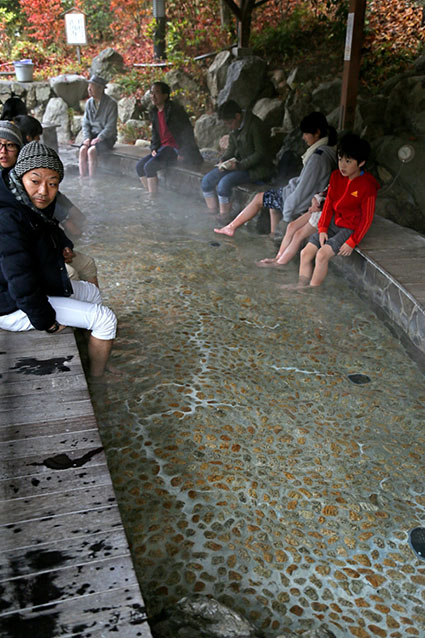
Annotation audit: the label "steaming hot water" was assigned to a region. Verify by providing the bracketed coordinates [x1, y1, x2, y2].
[62, 172, 425, 637]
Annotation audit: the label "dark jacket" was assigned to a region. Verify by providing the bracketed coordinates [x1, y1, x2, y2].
[150, 99, 203, 165]
[221, 110, 274, 182]
[0, 170, 73, 330]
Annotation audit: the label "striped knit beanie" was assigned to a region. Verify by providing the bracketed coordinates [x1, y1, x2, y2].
[14, 141, 64, 182]
[0, 120, 23, 148]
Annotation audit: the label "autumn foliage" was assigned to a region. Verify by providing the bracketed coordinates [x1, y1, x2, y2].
[0, 0, 423, 88]
[19, 0, 64, 46]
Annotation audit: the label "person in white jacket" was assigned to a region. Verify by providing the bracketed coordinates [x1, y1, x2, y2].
[214, 112, 337, 237]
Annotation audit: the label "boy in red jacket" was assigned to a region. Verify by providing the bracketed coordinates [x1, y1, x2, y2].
[298, 133, 379, 287]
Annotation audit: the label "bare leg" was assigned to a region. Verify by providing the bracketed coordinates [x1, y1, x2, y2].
[299, 242, 319, 282]
[140, 176, 148, 190]
[269, 208, 283, 234]
[87, 146, 98, 178]
[276, 222, 315, 265]
[256, 213, 312, 267]
[147, 176, 158, 194]
[204, 195, 219, 212]
[214, 192, 264, 237]
[88, 336, 113, 378]
[79, 146, 88, 177]
[219, 201, 231, 216]
[309, 244, 335, 286]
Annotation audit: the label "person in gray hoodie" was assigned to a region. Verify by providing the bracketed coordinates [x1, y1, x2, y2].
[214, 112, 337, 237]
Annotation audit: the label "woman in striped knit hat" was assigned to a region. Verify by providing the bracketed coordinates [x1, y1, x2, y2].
[0, 141, 118, 382]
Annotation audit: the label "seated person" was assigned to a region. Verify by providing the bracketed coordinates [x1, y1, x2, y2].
[202, 99, 274, 217]
[256, 191, 327, 268]
[214, 111, 337, 236]
[7, 119, 98, 287]
[79, 75, 117, 178]
[0, 95, 27, 121]
[136, 81, 202, 195]
[13, 114, 42, 142]
[0, 142, 117, 381]
[297, 133, 380, 287]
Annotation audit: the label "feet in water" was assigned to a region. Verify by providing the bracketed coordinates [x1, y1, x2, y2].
[280, 276, 310, 291]
[88, 364, 124, 386]
[255, 258, 286, 268]
[214, 224, 235, 237]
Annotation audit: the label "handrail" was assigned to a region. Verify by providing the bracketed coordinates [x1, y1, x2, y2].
[133, 43, 237, 68]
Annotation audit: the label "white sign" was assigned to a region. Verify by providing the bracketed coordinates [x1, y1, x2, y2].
[344, 12, 354, 61]
[65, 11, 87, 46]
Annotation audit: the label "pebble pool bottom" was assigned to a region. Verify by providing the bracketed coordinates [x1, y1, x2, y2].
[63, 175, 425, 638]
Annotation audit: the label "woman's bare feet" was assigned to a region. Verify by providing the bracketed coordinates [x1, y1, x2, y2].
[214, 224, 235, 237]
[255, 258, 283, 268]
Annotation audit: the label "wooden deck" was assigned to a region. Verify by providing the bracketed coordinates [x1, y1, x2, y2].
[0, 328, 152, 637]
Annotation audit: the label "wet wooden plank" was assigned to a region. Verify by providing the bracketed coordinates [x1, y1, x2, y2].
[0, 429, 103, 461]
[0, 586, 150, 638]
[0, 445, 107, 482]
[0, 400, 94, 427]
[0, 528, 131, 580]
[0, 373, 88, 398]
[0, 505, 123, 553]
[0, 463, 109, 500]
[0, 555, 141, 618]
[0, 328, 151, 637]
[0, 415, 99, 443]
[0, 483, 117, 526]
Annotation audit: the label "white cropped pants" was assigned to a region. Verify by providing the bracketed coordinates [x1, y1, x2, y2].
[0, 281, 117, 340]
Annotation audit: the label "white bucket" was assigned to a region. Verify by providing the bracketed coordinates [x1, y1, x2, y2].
[14, 62, 34, 82]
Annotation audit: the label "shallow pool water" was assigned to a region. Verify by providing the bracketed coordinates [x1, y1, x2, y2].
[62, 173, 425, 638]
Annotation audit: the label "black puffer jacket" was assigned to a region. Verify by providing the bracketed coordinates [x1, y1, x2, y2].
[0, 170, 73, 330]
[150, 99, 203, 165]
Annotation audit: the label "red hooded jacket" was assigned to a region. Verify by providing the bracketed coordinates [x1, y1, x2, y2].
[318, 169, 380, 248]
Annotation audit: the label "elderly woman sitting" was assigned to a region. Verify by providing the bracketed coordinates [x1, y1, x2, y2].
[0, 141, 117, 381]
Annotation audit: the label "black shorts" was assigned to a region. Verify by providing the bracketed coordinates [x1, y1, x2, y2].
[308, 218, 353, 254]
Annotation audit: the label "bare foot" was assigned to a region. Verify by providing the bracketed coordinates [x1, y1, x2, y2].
[105, 363, 124, 376]
[255, 258, 286, 268]
[280, 276, 309, 290]
[214, 225, 235, 237]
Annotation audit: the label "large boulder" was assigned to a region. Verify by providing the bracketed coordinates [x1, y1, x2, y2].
[354, 94, 388, 140]
[117, 96, 140, 123]
[252, 97, 284, 129]
[217, 56, 272, 109]
[165, 69, 199, 95]
[194, 113, 228, 149]
[35, 83, 52, 107]
[207, 50, 232, 101]
[105, 82, 125, 102]
[373, 134, 425, 233]
[118, 118, 148, 144]
[384, 75, 425, 135]
[311, 79, 342, 116]
[283, 88, 314, 132]
[70, 114, 83, 139]
[151, 595, 260, 638]
[42, 97, 70, 144]
[90, 48, 124, 81]
[50, 74, 88, 109]
[165, 69, 203, 113]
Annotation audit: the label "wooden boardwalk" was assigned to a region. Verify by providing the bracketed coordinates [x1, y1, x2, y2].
[0, 328, 152, 637]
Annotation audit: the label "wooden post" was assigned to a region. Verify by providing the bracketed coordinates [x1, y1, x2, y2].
[339, 0, 366, 130]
